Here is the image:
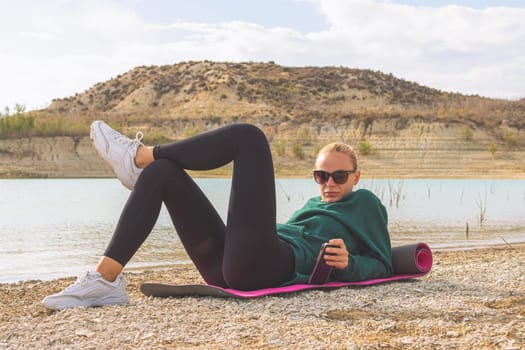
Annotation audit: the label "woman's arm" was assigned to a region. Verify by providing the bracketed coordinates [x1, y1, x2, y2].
[324, 238, 391, 281]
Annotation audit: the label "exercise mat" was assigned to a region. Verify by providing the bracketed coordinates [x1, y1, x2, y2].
[141, 242, 432, 299]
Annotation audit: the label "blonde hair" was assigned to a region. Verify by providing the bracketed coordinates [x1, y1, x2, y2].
[318, 142, 358, 169]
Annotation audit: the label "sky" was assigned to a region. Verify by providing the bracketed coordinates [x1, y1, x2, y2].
[1, 0, 524, 112]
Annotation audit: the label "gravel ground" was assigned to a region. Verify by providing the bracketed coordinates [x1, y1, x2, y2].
[1, 244, 524, 349]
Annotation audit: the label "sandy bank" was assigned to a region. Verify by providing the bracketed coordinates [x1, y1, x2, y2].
[1, 244, 524, 349]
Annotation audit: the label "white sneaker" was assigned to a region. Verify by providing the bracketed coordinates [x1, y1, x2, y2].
[90, 120, 144, 190]
[42, 271, 129, 310]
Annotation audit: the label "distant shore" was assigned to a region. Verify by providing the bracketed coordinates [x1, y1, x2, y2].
[2, 172, 525, 179]
[1, 243, 523, 349]
[1, 129, 525, 180]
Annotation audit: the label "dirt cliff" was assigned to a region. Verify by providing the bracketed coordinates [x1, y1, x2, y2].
[1, 118, 523, 179]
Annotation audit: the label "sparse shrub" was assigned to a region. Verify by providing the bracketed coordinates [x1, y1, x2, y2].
[38, 116, 89, 137]
[0, 113, 92, 138]
[183, 126, 202, 138]
[503, 132, 517, 148]
[236, 82, 247, 99]
[296, 125, 313, 144]
[462, 125, 474, 141]
[488, 143, 497, 156]
[313, 144, 322, 158]
[292, 143, 304, 159]
[476, 193, 487, 227]
[327, 94, 345, 104]
[357, 140, 373, 155]
[143, 132, 172, 145]
[0, 114, 35, 137]
[14, 103, 26, 115]
[274, 141, 286, 157]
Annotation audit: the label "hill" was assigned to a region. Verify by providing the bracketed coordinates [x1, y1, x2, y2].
[1, 61, 524, 178]
[47, 61, 523, 127]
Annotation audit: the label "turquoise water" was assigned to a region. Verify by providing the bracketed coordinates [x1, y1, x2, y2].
[1, 178, 524, 282]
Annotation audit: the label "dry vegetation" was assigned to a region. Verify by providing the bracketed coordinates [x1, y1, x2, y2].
[44, 61, 524, 129]
[3, 61, 524, 138]
[1, 60, 522, 130]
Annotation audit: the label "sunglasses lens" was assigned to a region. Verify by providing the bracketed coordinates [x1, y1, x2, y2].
[332, 171, 349, 184]
[313, 171, 329, 184]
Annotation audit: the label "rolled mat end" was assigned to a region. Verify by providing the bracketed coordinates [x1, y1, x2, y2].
[391, 243, 433, 275]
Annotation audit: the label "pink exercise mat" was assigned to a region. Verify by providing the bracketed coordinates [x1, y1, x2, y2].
[141, 242, 432, 299]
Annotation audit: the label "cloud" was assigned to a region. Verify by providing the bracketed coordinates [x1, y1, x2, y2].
[136, 0, 525, 99]
[311, 0, 525, 97]
[1, 0, 524, 111]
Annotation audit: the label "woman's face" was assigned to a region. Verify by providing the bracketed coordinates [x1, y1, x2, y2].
[314, 151, 360, 203]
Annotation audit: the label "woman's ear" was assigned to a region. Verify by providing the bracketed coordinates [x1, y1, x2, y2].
[353, 170, 361, 185]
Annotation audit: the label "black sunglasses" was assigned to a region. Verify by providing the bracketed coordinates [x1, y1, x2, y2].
[313, 170, 356, 185]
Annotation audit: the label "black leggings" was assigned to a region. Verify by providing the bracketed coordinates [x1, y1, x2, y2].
[103, 124, 295, 290]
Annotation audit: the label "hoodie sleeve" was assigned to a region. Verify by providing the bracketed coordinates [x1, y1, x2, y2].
[331, 189, 393, 281]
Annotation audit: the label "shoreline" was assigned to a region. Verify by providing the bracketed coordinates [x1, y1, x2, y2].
[3, 238, 525, 285]
[1, 244, 523, 349]
[2, 173, 525, 179]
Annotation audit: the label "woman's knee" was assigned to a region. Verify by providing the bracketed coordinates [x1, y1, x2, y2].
[230, 124, 268, 146]
[136, 158, 181, 186]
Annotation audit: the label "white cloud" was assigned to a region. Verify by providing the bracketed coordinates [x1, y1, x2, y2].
[0, 0, 524, 111]
[312, 0, 525, 97]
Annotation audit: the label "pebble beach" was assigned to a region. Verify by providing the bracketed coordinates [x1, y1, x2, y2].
[1, 244, 524, 349]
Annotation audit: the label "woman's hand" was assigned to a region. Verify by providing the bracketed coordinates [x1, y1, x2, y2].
[324, 238, 349, 269]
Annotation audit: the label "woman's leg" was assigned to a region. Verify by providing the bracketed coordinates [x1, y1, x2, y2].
[153, 124, 294, 290]
[43, 123, 295, 310]
[103, 124, 294, 290]
[103, 158, 229, 287]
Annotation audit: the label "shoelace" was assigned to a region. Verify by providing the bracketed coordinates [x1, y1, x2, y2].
[133, 131, 144, 143]
[63, 271, 93, 292]
[109, 128, 144, 148]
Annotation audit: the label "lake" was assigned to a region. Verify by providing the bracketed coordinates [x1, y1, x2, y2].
[1, 178, 524, 283]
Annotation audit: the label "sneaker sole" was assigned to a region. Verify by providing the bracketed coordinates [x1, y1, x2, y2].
[43, 295, 129, 311]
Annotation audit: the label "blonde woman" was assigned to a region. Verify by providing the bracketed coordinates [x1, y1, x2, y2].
[43, 122, 392, 310]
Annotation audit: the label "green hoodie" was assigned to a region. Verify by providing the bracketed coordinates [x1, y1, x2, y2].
[277, 189, 393, 284]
